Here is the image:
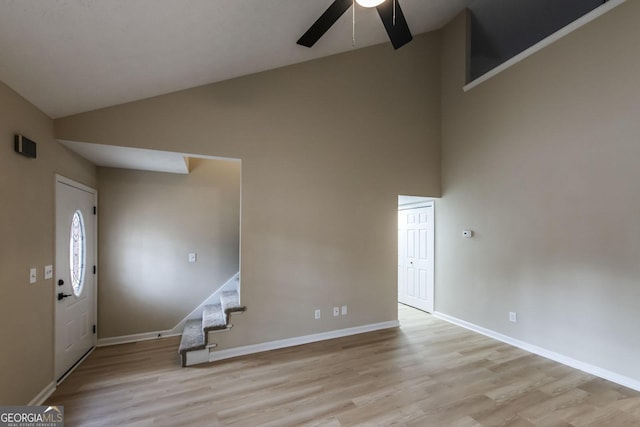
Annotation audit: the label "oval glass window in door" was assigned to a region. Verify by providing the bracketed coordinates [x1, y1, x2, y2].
[69, 210, 86, 297]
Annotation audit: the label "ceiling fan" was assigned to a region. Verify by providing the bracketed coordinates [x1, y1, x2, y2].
[297, 0, 413, 50]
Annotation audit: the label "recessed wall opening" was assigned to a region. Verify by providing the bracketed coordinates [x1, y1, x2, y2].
[57, 140, 243, 341]
[96, 155, 241, 339]
[466, 0, 623, 89]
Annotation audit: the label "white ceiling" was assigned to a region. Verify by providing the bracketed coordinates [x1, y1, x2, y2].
[0, 0, 471, 119]
[58, 140, 193, 174]
[1, 0, 471, 173]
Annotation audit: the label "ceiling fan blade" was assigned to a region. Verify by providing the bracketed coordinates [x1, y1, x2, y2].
[376, 0, 413, 50]
[297, 0, 353, 47]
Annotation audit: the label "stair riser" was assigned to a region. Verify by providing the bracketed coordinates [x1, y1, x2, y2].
[179, 289, 246, 367]
[206, 326, 232, 342]
[184, 349, 209, 366]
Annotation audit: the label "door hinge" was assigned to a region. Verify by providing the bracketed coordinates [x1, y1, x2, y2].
[93, 206, 97, 215]
[92, 325, 96, 334]
[93, 265, 97, 275]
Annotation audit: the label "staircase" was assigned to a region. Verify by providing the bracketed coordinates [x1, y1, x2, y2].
[178, 290, 245, 367]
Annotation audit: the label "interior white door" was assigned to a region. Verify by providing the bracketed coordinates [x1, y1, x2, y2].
[398, 205, 434, 312]
[55, 177, 97, 382]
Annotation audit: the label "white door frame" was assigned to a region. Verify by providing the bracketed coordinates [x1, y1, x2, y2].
[54, 174, 98, 383]
[398, 201, 435, 313]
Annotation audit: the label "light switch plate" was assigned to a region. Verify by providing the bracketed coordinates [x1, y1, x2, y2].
[188, 253, 197, 263]
[44, 265, 53, 280]
[29, 268, 37, 284]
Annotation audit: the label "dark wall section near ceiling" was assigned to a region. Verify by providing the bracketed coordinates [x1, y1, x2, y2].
[469, 0, 606, 81]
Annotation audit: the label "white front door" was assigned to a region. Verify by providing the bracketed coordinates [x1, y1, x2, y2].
[55, 176, 97, 382]
[398, 204, 434, 312]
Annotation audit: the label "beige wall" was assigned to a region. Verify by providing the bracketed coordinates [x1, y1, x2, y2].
[438, 2, 640, 381]
[97, 158, 240, 337]
[55, 33, 442, 348]
[0, 81, 96, 404]
[5, 0, 637, 402]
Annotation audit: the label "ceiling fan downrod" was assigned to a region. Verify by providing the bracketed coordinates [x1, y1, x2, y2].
[297, 0, 412, 50]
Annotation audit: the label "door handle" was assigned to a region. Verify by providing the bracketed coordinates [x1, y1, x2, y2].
[57, 292, 73, 301]
[58, 279, 64, 287]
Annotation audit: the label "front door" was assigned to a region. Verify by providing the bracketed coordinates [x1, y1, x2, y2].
[398, 204, 434, 312]
[55, 176, 97, 382]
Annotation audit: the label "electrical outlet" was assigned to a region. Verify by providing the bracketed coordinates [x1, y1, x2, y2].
[509, 312, 517, 323]
[333, 307, 339, 317]
[314, 309, 321, 320]
[341, 305, 347, 315]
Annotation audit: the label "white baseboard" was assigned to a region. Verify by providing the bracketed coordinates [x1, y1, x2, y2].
[31, 346, 97, 404]
[185, 349, 210, 366]
[97, 330, 180, 347]
[97, 272, 239, 347]
[29, 381, 56, 406]
[433, 311, 640, 392]
[207, 320, 399, 363]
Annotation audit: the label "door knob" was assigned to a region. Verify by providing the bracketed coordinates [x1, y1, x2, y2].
[58, 279, 64, 287]
[57, 292, 72, 301]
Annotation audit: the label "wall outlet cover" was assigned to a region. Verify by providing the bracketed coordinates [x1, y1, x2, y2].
[44, 265, 53, 280]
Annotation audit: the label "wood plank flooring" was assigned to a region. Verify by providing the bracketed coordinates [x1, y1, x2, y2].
[46, 305, 640, 426]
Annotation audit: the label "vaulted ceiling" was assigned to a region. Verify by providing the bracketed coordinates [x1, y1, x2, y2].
[0, 0, 471, 119]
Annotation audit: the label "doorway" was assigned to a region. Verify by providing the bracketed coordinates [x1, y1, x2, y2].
[55, 176, 97, 382]
[398, 197, 434, 313]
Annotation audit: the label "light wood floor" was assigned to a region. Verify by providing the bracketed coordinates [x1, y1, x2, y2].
[46, 305, 640, 426]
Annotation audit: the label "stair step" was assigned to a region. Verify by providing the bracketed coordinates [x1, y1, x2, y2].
[178, 319, 206, 366]
[202, 303, 227, 332]
[220, 290, 245, 314]
[179, 290, 247, 368]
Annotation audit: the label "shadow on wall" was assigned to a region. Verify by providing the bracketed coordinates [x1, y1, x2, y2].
[468, 0, 607, 81]
[97, 157, 241, 339]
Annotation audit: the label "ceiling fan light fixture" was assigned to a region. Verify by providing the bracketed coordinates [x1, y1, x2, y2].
[355, 0, 386, 8]
[297, 0, 411, 50]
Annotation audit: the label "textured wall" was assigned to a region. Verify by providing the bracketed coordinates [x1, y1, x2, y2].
[438, 2, 640, 381]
